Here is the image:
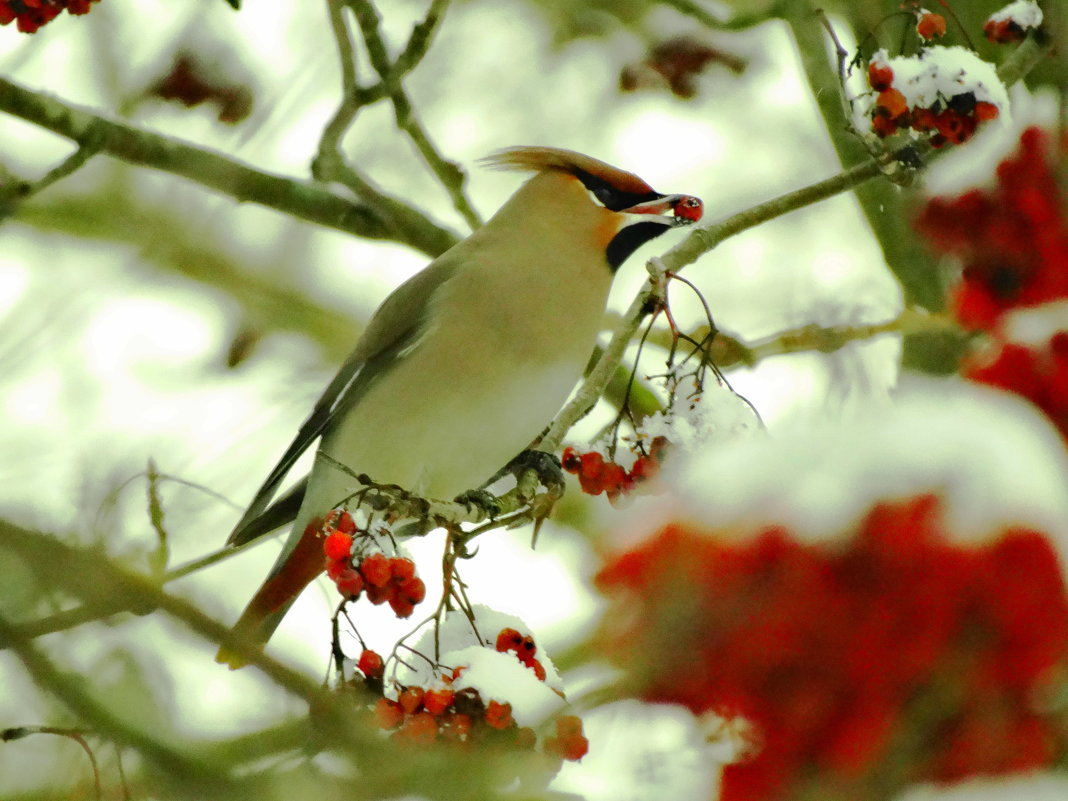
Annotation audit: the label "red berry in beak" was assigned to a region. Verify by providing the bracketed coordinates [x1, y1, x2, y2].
[673, 195, 703, 224]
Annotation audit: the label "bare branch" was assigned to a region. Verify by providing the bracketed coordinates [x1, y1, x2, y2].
[395, 0, 450, 76]
[0, 75, 459, 258]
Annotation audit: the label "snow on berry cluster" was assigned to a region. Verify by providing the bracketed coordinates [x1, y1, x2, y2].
[866, 46, 1006, 147]
[349, 609, 588, 761]
[984, 0, 1044, 44]
[0, 0, 99, 33]
[321, 508, 426, 618]
[495, 626, 550, 682]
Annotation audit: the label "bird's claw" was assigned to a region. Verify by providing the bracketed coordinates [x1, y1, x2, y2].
[509, 449, 566, 497]
[453, 488, 502, 520]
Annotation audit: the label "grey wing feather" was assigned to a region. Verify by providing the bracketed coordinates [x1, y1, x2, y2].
[227, 478, 308, 547]
[225, 256, 458, 546]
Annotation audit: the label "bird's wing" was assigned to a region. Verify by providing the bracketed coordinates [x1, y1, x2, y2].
[226, 256, 460, 546]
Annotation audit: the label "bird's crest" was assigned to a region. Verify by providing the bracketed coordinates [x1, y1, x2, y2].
[481, 146, 655, 196]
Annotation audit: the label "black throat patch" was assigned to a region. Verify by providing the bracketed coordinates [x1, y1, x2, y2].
[605, 221, 670, 271]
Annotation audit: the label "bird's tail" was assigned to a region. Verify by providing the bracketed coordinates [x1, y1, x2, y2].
[216, 518, 327, 669]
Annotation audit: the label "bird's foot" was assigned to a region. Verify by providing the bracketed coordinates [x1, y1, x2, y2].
[508, 449, 565, 497]
[453, 488, 502, 521]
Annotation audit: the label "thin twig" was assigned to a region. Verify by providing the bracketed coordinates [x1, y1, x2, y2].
[394, 0, 450, 76]
[312, 2, 466, 242]
[1, 726, 102, 801]
[347, 0, 480, 230]
[145, 459, 169, 577]
[0, 141, 99, 218]
[317, 0, 363, 159]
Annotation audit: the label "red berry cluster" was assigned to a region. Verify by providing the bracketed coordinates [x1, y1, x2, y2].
[916, 127, 1068, 330]
[373, 674, 476, 746]
[495, 627, 547, 682]
[867, 57, 998, 147]
[321, 510, 426, 618]
[596, 495, 1068, 800]
[0, 0, 98, 33]
[561, 437, 668, 506]
[368, 635, 587, 760]
[915, 11, 946, 41]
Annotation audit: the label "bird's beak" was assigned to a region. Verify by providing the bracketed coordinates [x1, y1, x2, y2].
[621, 193, 704, 227]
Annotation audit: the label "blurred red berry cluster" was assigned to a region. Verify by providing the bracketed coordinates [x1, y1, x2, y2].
[321, 509, 426, 618]
[0, 0, 98, 33]
[917, 128, 1068, 329]
[596, 495, 1068, 801]
[360, 632, 587, 760]
[966, 335, 1068, 443]
[619, 36, 747, 99]
[561, 438, 667, 506]
[149, 54, 253, 125]
[917, 127, 1068, 441]
[867, 53, 999, 146]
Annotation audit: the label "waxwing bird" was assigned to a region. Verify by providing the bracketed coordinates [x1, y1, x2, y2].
[218, 146, 703, 667]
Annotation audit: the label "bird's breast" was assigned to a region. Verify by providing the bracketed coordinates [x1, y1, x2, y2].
[313, 236, 613, 508]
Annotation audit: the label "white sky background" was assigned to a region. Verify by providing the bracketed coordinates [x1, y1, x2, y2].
[0, 1, 1065, 798]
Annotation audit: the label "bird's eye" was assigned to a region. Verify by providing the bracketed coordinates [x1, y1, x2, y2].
[592, 185, 618, 208]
